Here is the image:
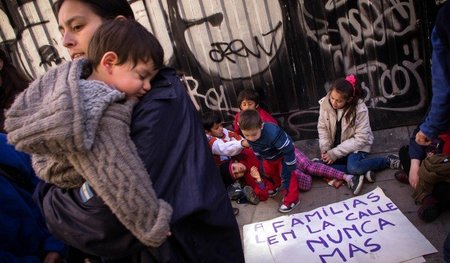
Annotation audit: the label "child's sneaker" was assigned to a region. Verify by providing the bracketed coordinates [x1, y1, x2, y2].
[387, 154, 402, 169]
[348, 175, 364, 195]
[364, 170, 376, 183]
[227, 182, 242, 200]
[268, 187, 279, 197]
[279, 199, 300, 213]
[243, 186, 260, 205]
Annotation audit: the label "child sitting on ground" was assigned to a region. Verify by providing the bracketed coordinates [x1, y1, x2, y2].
[292, 147, 363, 194]
[317, 75, 402, 193]
[202, 111, 259, 205]
[6, 20, 172, 247]
[226, 148, 277, 202]
[233, 88, 278, 135]
[202, 111, 248, 167]
[227, 146, 362, 205]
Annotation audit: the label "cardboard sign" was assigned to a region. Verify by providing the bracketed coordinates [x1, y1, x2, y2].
[244, 187, 437, 263]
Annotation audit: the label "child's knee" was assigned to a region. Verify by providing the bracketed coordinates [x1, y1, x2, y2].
[295, 170, 312, 191]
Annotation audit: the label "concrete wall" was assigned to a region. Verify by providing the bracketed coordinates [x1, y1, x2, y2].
[0, 0, 445, 139]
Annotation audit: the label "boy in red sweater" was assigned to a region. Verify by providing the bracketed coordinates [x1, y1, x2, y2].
[233, 88, 278, 135]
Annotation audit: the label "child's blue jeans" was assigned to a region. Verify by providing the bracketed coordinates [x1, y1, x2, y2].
[331, 151, 388, 175]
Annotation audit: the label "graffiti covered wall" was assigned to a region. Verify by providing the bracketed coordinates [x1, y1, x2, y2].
[0, 0, 442, 140]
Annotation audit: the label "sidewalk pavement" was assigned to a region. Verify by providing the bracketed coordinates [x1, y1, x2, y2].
[234, 125, 450, 262]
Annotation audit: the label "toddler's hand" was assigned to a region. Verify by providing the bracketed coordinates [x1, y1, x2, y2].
[250, 166, 261, 181]
[241, 139, 250, 148]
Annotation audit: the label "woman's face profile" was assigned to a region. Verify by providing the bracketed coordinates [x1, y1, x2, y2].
[58, 1, 104, 59]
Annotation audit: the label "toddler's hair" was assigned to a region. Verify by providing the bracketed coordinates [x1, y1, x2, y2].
[87, 19, 164, 70]
[330, 75, 362, 126]
[202, 111, 222, 131]
[238, 109, 262, 130]
[237, 88, 260, 108]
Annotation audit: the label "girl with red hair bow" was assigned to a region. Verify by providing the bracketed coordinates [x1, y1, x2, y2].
[317, 75, 402, 195]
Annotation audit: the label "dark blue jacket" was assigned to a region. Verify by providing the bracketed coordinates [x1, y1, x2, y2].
[247, 122, 296, 189]
[0, 133, 65, 263]
[420, 2, 450, 139]
[34, 68, 244, 263]
[130, 67, 244, 262]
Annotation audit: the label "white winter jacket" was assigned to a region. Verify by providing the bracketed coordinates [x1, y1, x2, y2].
[317, 94, 374, 162]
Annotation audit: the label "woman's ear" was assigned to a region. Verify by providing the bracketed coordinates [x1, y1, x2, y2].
[100, 51, 118, 74]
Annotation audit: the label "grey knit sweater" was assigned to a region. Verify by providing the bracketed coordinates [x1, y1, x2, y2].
[5, 59, 172, 248]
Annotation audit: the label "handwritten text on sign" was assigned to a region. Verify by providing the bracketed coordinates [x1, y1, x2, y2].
[244, 187, 437, 263]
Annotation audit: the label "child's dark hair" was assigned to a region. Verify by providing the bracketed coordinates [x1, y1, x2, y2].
[237, 88, 260, 108]
[238, 109, 262, 130]
[87, 19, 164, 70]
[330, 75, 362, 126]
[202, 111, 222, 131]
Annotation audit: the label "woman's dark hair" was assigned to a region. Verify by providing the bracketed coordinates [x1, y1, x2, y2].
[54, 0, 135, 20]
[330, 76, 363, 126]
[238, 109, 262, 131]
[202, 111, 222, 131]
[237, 88, 260, 108]
[87, 19, 164, 70]
[0, 49, 31, 132]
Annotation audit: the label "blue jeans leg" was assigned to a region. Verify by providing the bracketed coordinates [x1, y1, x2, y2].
[346, 152, 388, 175]
[330, 163, 347, 173]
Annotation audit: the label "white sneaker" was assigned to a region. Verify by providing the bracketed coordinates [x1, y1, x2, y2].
[364, 170, 375, 183]
[349, 175, 364, 195]
[279, 200, 300, 213]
